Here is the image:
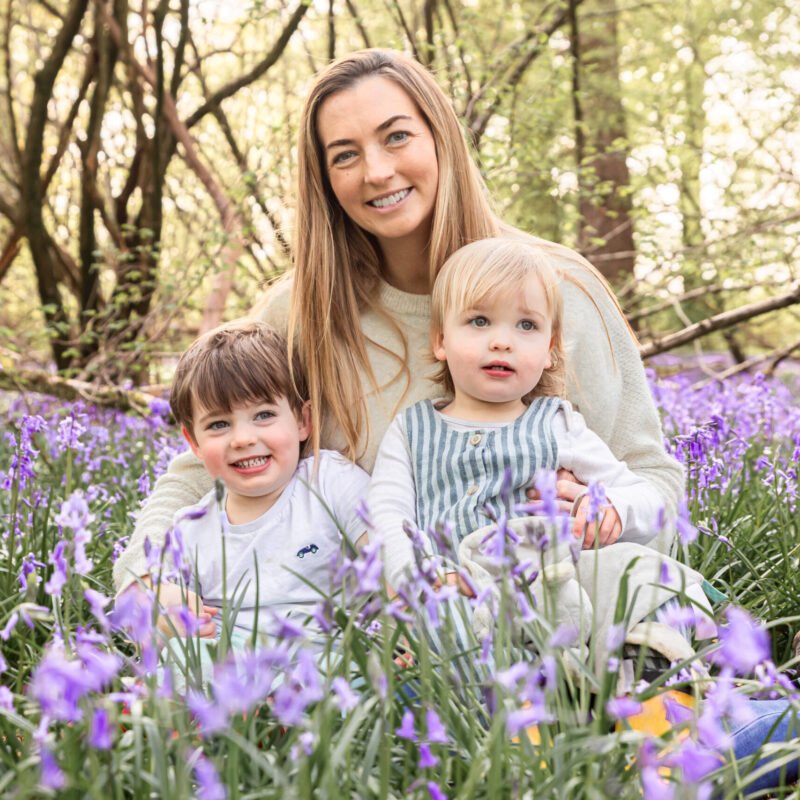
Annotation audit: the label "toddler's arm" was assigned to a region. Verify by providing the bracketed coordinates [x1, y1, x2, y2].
[368, 416, 425, 593]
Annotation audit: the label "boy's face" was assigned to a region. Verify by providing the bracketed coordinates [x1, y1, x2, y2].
[432, 274, 554, 422]
[185, 396, 311, 522]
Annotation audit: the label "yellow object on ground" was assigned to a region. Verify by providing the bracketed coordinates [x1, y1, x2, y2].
[618, 690, 695, 737]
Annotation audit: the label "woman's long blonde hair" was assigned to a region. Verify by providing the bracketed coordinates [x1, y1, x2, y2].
[287, 48, 632, 462]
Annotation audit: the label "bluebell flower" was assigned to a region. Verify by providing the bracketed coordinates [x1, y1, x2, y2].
[332, 677, 359, 712]
[39, 749, 65, 791]
[427, 783, 447, 800]
[713, 606, 770, 675]
[425, 708, 448, 744]
[606, 696, 642, 720]
[395, 709, 417, 741]
[89, 707, 114, 750]
[194, 756, 227, 800]
[418, 743, 438, 768]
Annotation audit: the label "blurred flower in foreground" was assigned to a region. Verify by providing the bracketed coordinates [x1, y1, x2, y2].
[713, 606, 770, 675]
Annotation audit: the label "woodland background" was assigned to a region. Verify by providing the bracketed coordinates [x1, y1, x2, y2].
[1, 0, 799, 395]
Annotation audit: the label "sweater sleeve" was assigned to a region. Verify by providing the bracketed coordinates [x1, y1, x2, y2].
[112, 448, 215, 594]
[559, 265, 685, 550]
[367, 414, 423, 591]
[554, 405, 664, 545]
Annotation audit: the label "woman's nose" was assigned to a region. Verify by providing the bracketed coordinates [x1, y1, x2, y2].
[363, 146, 394, 185]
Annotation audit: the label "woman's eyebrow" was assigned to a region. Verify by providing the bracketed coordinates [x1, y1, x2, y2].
[325, 115, 413, 150]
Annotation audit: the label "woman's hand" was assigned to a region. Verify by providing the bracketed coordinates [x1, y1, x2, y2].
[526, 468, 584, 514]
[573, 497, 622, 548]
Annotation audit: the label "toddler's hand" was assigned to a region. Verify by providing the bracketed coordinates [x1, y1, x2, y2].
[443, 571, 476, 598]
[151, 582, 219, 639]
[573, 496, 622, 548]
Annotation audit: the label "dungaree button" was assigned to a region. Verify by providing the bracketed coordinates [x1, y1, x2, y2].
[466, 485, 479, 496]
[469, 434, 482, 446]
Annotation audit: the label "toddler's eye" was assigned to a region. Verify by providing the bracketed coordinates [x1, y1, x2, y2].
[518, 320, 536, 331]
[255, 410, 275, 421]
[469, 316, 489, 328]
[207, 420, 228, 431]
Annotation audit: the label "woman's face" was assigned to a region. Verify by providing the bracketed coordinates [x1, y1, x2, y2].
[317, 76, 439, 259]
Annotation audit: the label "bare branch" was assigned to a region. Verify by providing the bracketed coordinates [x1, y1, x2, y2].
[467, 1, 580, 145]
[2, 0, 22, 168]
[639, 282, 800, 359]
[627, 282, 773, 324]
[183, 0, 311, 131]
[0, 229, 22, 283]
[344, 0, 371, 49]
[0, 365, 165, 416]
[382, 0, 420, 62]
[691, 335, 800, 389]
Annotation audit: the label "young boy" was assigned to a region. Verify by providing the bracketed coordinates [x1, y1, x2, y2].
[153, 320, 369, 643]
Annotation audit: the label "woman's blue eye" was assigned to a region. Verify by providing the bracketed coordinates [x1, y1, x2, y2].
[387, 131, 409, 144]
[518, 320, 536, 331]
[470, 316, 489, 328]
[332, 150, 356, 166]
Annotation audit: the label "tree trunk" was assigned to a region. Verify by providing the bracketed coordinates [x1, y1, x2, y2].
[570, 0, 635, 284]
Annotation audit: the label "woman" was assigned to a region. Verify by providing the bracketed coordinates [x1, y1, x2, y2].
[112, 50, 798, 792]
[113, 49, 683, 592]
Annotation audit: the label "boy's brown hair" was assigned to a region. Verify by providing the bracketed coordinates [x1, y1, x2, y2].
[170, 321, 309, 441]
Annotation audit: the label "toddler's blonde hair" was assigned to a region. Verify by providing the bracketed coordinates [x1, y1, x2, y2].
[430, 238, 566, 402]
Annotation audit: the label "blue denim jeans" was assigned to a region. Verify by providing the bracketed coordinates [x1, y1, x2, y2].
[729, 699, 800, 793]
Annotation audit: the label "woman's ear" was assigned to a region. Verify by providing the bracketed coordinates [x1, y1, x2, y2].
[297, 400, 312, 442]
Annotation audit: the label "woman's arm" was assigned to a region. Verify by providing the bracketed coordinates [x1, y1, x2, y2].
[112, 449, 214, 594]
[555, 405, 665, 546]
[558, 264, 685, 550]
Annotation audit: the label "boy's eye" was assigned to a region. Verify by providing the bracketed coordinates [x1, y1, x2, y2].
[518, 319, 536, 331]
[469, 316, 490, 328]
[207, 420, 229, 431]
[255, 410, 275, 421]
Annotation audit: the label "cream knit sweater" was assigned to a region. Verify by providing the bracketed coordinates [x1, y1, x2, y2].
[113, 262, 684, 593]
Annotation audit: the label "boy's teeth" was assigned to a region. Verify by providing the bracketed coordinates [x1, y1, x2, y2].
[234, 456, 269, 468]
[369, 189, 410, 208]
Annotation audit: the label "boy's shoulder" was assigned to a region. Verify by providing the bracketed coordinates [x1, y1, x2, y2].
[172, 487, 220, 530]
[296, 449, 370, 483]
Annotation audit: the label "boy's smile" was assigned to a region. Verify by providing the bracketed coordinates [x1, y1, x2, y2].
[433, 274, 554, 422]
[185, 397, 311, 524]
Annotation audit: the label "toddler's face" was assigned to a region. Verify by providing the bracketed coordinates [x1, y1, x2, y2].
[433, 274, 554, 421]
[185, 395, 311, 522]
